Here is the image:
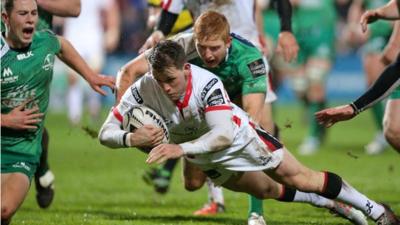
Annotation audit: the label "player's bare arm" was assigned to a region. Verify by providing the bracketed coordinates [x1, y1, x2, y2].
[360, 0, 400, 32]
[116, 53, 149, 103]
[381, 21, 400, 65]
[56, 36, 115, 95]
[275, 0, 299, 62]
[241, 93, 266, 124]
[37, 0, 81, 17]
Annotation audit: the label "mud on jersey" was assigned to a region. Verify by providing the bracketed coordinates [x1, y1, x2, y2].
[114, 64, 282, 171]
[1, 31, 61, 156]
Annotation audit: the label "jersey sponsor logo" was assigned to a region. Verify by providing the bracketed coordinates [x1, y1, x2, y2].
[42, 54, 54, 71]
[1, 67, 18, 84]
[247, 59, 266, 78]
[12, 162, 31, 171]
[206, 89, 225, 106]
[201, 78, 218, 100]
[16, 51, 34, 60]
[2, 67, 13, 77]
[130, 86, 143, 104]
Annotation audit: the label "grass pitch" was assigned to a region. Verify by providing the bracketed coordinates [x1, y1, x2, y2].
[12, 105, 400, 225]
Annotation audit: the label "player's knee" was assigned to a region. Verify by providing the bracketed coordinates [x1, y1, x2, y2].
[384, 124, 400, 150]
[184, 178, 204, 191]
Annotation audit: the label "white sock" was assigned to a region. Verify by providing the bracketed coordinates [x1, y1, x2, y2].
[337, 181, 384, 220]
[67, 82, 83, 124]
[206, 178, 224, 205]
[293, 191, 334, 208]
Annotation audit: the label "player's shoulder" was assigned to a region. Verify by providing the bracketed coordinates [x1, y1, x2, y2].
[230, 34, 262, 60]
[190, 64, 223, 96]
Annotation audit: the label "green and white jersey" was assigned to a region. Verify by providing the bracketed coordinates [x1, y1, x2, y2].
[1, 31, 61, 160]
[171, 33, 268, 100]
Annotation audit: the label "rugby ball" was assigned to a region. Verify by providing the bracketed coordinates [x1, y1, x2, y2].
[122, 105, 169, 143]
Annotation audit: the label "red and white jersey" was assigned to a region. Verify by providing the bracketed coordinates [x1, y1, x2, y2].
[163, 0, 261, 48]
[113, 64, 282, 171]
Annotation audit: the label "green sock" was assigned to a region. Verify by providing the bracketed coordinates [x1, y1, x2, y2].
[371, 102, 384, 130]
[308, 101, 326, 140]
[248, 195, 263, 217]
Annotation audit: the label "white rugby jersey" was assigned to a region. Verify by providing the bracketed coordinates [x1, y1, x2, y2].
[112, 64, 282, 171]
[163, 0, 261, 48]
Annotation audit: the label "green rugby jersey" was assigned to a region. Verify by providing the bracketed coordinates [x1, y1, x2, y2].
[172, 33, 267, 100]
[1, 30, 61, 157]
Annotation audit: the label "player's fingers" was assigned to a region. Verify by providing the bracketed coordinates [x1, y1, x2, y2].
[93, 86, 107, 96]
[16, 98, 34, 110]
[22, 125, 38, 130]
[25, 118, 42, 125]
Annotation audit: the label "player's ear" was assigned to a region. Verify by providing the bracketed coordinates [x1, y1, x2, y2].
[226, 36, 232, 48]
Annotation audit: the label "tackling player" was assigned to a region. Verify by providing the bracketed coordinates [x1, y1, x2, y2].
[99, 40, 398, 225]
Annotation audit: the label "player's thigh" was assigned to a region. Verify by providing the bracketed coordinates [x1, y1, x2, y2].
[265, 148, 323, 190]
[182, 159, 207, 190]
[222, 171, 281, 199]
[1, 173, 30, 217]
[383, 99, 400, 136]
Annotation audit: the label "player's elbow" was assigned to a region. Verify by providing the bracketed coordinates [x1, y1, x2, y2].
[98, 126, 120, 149]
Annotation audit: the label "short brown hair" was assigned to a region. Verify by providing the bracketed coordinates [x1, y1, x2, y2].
[148, 40, 187, 74]
[2, 0, 37, 14]
[193, 11, 230, 43]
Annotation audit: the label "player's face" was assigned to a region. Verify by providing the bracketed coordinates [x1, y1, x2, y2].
[195, 37, 231, 68]
[153, 64, 189, 102]
[2, 0, 38, 48]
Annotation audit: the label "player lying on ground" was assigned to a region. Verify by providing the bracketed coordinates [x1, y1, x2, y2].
[99, 40, 399, 225]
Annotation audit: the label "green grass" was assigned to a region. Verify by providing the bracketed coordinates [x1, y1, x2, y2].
[12, 105, 400, 225]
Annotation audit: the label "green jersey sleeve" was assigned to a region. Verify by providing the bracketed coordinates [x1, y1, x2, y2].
[237, 56, 267, 96]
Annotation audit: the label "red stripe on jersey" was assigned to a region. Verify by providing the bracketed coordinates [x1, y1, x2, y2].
[258, 132, 278, 152]
[253, 126, 282, 152]
[232, 115, 241, 127]
[204, 105, 232, 112]
[112, 107, 123, 123]
[162, 0, 172, 10]
[176, 68, 192, 110]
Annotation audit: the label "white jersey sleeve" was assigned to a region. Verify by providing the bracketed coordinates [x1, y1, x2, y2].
[179, 71, 235, 155]
[98, 75, 151, 149]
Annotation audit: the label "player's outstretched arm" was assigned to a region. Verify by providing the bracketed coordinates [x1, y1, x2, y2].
[115, 53, 150, 104]
[1, 99, 44, 130]
[315, 105, 356, 128]
[37, 0, 81, 17]
[56, 36, 115, 96]
[381, 21, 400, 65]
[316, 56, 400, 127]
[360, 0, 400, 32]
